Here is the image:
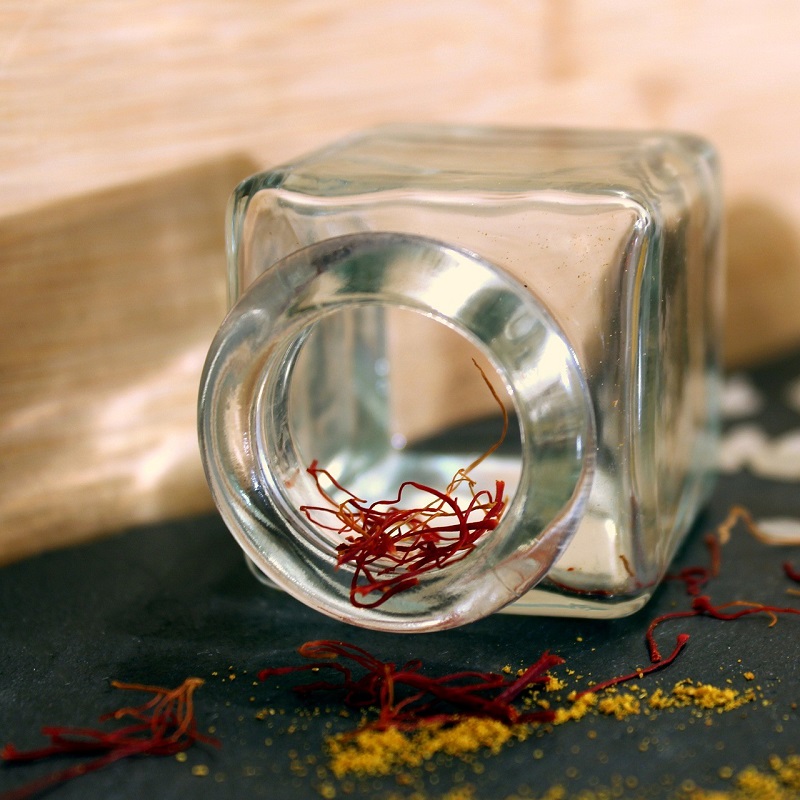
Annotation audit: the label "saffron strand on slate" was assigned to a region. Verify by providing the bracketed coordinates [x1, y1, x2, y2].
[582, 509, 800, 698]
[642, 511, 800, 667]
[258, 511, 800, 739]
[665, 533, 721, 596]
[259, 639, 561, 730]
[784, 561, 800, 583]
[575, 634, 691, 699]
[0, 678, 217, 800]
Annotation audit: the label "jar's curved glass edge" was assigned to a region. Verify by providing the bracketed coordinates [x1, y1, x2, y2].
[213, 126, 723, 625]
[198, 232, 598, 632]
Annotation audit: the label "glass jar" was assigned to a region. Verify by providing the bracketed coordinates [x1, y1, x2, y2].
[198, 125, 723, 632]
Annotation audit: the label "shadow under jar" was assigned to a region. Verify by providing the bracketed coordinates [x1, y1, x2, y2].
[198, 125, 723, 632]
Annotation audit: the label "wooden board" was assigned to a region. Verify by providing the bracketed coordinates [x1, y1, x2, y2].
[3, 0, 800, 559]
[0, 157, 255, 563]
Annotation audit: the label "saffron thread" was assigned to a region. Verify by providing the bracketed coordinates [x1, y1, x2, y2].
[300, 360, 509, 607]
[575, 634, 690, 698]
[0, 678, 218, 800]
[783, 561, 800, 583]
[582, 506, 800, 697]
[645, 509, 800, 664]
[259, 639, 560, 730]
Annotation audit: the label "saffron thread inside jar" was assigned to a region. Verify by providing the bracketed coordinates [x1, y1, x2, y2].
[299, 360, 509, 608]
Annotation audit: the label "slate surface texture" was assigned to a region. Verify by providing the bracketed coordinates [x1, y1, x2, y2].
[2, 353, 800, 800]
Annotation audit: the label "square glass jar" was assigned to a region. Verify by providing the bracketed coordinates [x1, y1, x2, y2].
[201, 125, 723, 631]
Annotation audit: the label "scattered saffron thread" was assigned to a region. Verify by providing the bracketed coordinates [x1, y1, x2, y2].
[783, 561, 800, 583]
[300, 360, 509, 607]
[258, 639, 560, 730]
[716, 503, 800, 546]
[618, 554, 635, 578]
[578, 506, 799, 698]
[665, 532, 721, 596]
[574, 635, 690, 699]
[639, 506, 800, 666]
[254, 507, 800, 759]
[0, 678, 218, 800]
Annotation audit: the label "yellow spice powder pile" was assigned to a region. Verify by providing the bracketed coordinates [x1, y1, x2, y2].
[326, 716, 524, 779]
[459, 756, 800, 800]
[551, 677, 756, 726]
[323, 675, 759, 780]
[683, 754, 800, 800]
[649, 679, 756, 712]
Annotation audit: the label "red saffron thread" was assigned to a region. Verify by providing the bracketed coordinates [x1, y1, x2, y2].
[0, 678, 218, 800]
[665, 533, 721, 596]
[644, 595, 800, 666]
[575, 634, 690, 698]
[258, 639, 562, 730]
[646, 509, 800, 662]
[581, 507, 800, 698]
[300, 360, 509, 607]
[783, 561, 800, 583]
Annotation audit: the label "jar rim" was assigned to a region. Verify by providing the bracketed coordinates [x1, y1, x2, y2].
[198, 232, 596, 632]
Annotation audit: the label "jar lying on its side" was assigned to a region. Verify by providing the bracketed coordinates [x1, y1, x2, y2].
[198, 125, 723, 633]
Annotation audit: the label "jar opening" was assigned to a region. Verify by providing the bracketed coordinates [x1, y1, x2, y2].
[283, 304, 523, 538]
[199, 232, 595, 631]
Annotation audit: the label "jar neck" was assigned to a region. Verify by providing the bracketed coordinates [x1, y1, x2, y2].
[198, 232, 595, 631]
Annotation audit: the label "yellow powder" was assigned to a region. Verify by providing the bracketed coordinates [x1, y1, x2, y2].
[326, 717, 519, 779]
[513, 756, 800, 800]
[680, 754, 800, 800]
[596, 692, 641, 720]
[736, 767, 787, 798]
[547, 675, 756, 731]
[649, 680, 755, 712]
[441, 785, 477, 800]
[537, 787, 568, 800]
[317, 783, 336, 799]
[545, 675, 567, 692]
[768, 755, 800, 792]
[553, 692, 597, 724]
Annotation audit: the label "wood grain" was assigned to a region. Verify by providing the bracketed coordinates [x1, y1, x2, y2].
[0, 157, 255, 563]
[2, 0, 800, 559]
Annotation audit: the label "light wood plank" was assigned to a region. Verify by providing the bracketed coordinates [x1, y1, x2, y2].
[3, 0, 800, 558]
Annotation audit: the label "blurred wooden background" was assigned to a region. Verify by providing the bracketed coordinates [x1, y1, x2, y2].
[3, 0, 800, 563]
